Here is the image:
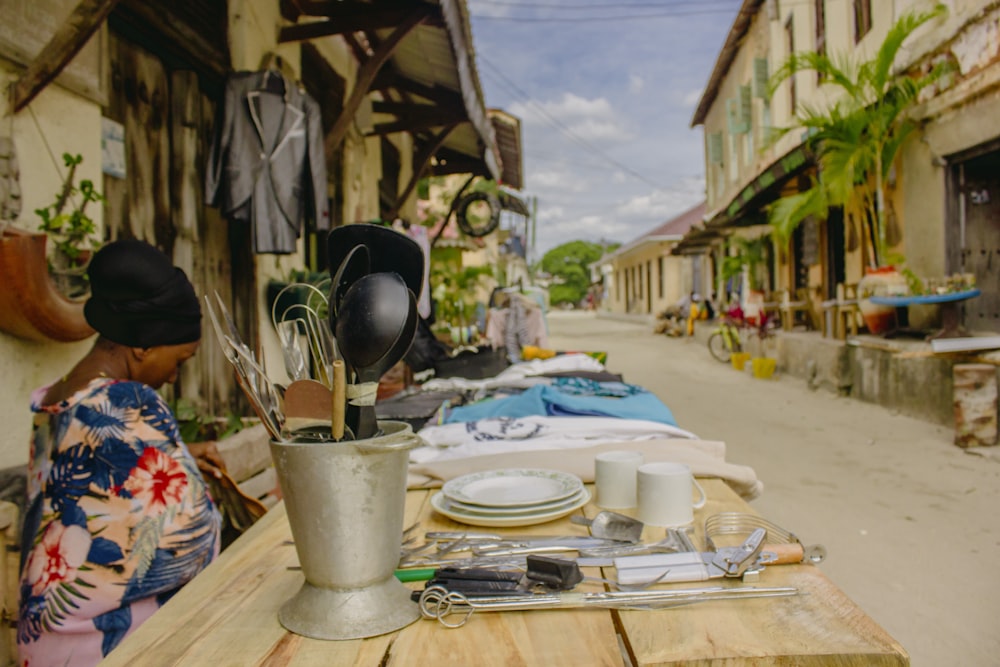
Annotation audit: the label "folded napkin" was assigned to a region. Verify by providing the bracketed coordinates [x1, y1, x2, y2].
[408, 438, 763, 500]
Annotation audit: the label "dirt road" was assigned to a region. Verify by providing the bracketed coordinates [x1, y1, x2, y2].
[546, 310, 1000, 667]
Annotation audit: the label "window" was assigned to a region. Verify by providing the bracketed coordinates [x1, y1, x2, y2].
[814, 0, 826, 55]
[814, 0, 826, 83]
[785, 16, 796, 114]
[854, 0, 872, 42]
[658, 257, 664, 298]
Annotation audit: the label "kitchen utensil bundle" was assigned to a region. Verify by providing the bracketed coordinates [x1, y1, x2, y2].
[207, 223, 425, 444]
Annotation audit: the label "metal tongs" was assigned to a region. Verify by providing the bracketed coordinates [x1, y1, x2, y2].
[613, 528, 770, 586]
[418, 583, 799, 628]
[204, 292, 284, 440]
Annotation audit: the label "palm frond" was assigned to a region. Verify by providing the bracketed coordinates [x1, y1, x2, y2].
[767, 186, 827, 248]
[873, 3, 947, 87]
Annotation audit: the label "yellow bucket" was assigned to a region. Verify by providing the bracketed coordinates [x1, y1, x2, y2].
[730, 352, 751, 372]
[752, 357, 777, 379]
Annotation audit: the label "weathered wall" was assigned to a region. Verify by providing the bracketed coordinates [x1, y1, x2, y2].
[0, 66, 103, 469]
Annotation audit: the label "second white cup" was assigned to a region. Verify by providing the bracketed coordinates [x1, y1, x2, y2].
[636, 462, 706, 527]
[594, 450, 644, 509]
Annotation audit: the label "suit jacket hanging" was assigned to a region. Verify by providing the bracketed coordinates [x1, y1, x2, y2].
[205, 70, 329, 254]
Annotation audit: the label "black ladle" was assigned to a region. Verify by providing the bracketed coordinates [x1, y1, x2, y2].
[335, 272, 418, 440]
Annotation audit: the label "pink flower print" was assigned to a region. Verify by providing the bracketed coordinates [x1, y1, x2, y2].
[26, 523, 90, 596]
[123, 447, 189, 515]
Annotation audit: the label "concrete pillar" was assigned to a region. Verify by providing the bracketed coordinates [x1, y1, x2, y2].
[953, 364, 998, 448]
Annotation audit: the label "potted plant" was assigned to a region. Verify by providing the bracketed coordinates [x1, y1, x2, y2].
[0, 153, 101, 342]
[35, 153, 105, 298]
[766, 4, 951, 333]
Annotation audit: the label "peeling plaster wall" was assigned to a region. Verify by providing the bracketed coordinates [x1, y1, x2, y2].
[0, 67, 103, 469]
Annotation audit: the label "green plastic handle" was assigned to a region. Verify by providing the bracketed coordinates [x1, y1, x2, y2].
[394, 568, 436, 582]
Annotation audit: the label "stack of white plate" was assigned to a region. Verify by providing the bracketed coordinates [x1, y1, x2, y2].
[430, 468, 590, 527]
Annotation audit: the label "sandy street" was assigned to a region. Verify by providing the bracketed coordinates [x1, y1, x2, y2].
[545, 310, 1000, 667]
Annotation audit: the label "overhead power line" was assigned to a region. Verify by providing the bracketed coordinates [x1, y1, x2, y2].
[479, 58, 666, 190]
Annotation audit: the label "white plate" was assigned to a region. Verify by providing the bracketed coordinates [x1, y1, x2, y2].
[430, 489, 591, 528]
[440, 488, 590, 516]
[441, 469, 583, 507]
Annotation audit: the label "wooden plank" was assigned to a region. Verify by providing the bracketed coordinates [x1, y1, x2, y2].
[619, 480, 908, 666]
[100, 483, 908, 667]
[11, 0, 119, 112]
[323, 7, 431, 162]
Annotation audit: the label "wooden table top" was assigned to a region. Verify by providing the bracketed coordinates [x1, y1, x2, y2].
[100, 479, 908, 666]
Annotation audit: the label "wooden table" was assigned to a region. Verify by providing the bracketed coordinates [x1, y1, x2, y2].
[100, 480, 908, 666]
[869, 289, 981, 340]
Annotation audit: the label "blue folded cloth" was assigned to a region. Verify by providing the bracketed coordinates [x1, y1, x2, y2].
[441, 384, 677, 426]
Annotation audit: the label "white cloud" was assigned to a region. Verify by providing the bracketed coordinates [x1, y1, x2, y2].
[682, 88, 705, 107]
[510, 93, 631, 142]
[629, 74, 644, 94]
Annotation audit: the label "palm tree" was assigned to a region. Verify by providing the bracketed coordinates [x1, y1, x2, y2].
[767, 3, 951, 268]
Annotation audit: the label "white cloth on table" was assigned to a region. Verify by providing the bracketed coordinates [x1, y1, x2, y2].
[412, 415, 697, 464]
[420, 354, 605, 393]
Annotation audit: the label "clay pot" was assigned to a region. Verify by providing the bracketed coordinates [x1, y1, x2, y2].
[858, 266, 909, 335]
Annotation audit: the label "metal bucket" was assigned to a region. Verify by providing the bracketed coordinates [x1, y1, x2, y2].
[270, 420, 422, 640]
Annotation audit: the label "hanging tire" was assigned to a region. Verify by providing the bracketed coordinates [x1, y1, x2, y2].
[456, 191, 501, 238]
[707, 332, 730, 363]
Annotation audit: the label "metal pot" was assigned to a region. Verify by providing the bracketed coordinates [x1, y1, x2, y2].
[270, 420, 422, 640]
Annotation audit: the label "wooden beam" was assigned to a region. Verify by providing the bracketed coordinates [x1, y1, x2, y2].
[372, 100, 462, 116]
[367, 108, 466, 136]
[384, 124, 457, 221]
[324, 7, 431, 162]
[12, 0, 121, 112]
[279, 4, 428, 42]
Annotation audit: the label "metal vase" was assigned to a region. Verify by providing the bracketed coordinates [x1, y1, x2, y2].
[270, 420, 422, 640]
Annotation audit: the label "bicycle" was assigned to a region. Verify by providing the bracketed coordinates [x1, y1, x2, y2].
[707, 315, 743, 362]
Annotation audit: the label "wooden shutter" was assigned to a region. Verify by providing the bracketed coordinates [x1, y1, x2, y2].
[708, 132, 724, 164]
[754, 58, 769, 99]
[738, 85, 752, 134]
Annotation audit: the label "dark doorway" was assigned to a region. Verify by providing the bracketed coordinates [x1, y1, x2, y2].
[951, 150, 1000, 332]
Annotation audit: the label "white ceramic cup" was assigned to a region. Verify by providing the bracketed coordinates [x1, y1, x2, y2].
[594, 450, 644, 509]
[636, 462, 707, 527]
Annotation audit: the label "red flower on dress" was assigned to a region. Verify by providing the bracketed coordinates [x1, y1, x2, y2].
[25, 523, 90, 596]
[123, 447, 188, 515]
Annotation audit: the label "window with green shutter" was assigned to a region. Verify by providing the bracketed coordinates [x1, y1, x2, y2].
[753, 58, 769, 99]
[739, 85, 752, 133]
[726, 98, 738, 135]
[708, 132, 723, 164]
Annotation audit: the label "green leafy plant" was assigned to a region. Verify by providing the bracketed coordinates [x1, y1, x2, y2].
[721, 235, 769, 291]
[35, 153, 104, 272]
[766, 4, 952, 268]
[172, 397, 244, 443]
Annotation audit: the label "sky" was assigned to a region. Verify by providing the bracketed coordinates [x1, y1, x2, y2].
[466, 0, 743, 260]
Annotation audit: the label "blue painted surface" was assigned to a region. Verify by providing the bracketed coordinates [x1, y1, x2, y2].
[869, 288, 981, 307]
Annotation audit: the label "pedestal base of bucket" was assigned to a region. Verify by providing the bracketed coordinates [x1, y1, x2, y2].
[278, 576, 420, 640]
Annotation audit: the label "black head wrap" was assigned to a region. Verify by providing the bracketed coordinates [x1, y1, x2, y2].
[83, 239, 202, 348]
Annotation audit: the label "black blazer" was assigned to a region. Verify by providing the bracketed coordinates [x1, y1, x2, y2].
[206, 70, 329, 254]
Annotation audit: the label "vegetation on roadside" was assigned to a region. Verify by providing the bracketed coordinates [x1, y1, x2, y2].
[540, 240, 616, 306]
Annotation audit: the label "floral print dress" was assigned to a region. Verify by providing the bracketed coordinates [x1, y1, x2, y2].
[17, 378, 222, 667]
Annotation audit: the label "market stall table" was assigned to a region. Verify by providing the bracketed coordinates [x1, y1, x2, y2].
[869, 289, 981, 340]
[99, 480, 908, 666]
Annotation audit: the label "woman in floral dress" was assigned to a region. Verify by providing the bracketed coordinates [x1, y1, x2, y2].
[17, 240, 222, 666]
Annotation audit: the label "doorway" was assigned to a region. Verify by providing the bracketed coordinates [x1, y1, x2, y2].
[950, 149, 1000, 332]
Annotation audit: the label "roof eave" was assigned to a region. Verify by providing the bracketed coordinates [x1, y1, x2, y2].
[690, 0, 764, 128]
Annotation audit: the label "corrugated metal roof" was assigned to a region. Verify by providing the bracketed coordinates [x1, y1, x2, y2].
[489, 109, 523, 189]
[289, 0, 503, 180]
